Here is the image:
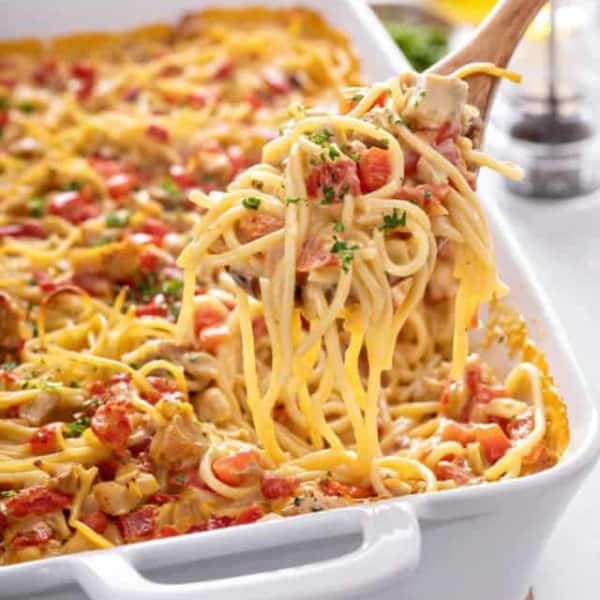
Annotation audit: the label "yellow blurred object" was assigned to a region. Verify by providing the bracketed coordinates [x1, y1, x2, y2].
[429, 0, 498, 25]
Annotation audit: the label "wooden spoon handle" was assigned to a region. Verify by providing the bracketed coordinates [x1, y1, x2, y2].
[430, 0, 547, 121]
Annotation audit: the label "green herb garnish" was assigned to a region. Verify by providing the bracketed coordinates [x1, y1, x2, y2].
[174, 473, 187, 485]
[384, 22, 448, 72]
[64, 416, 91, 438]
[0, 490, 17, 498]
[285, 197, 302, 205]
[334, 222, 344, 233]
[65, 180, 82, 191]
[0, 361, 18, 371]
[378, 209, 407, 232]
[17, 101, 35, 114]
[328, 145, 340, 160]
[27, 197, 45, 218]
[0, 98, 9, 110]
[307, 129, 333, 146]
[105, 210, 130, 228]
[351, 93, 364, 102]
[330, 235, 359, 273]
[89, 235, 114, 247]
[242, 196, 261, 210]
[161, 178, 183, 201]
[161, 278, 183, 297]
[321, 186, 335, 205]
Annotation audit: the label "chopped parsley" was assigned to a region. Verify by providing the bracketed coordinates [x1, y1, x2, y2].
[105, 210, 130, 228]
[0, 490, 17, 498]
[17, 101, 35, 114]
[1, 361, 18, 371]
[423, 190, 432, 199]
[338, 184, 350, 200]
[0, 98, 9, 110]
[174, 473, 187, 485]
[378, 209, 407, 231]
[413, 89, 427, 108]
[82, 397, 101, 409]
[307, 129, 333, 146]
[321, 186, 335, 205]
[351, 93, 364, 102]
[89, 235, 114, 247]
[27, 197, 45, 218]
[328, 145, 340, 160]
[334, 222, 344, 233]
[65, 180, 82, 191]
[330, 235, 359, 273]
[161, 178, 183, 201]
[285, 197, 302, 205]
[378, 138, 390, 149]
[64, 416, 91, 438]
[39, 380, 61, 392]
[134, 272, 160, 302]
[242, 196, 261, 210]
[161, 278, 183, 297]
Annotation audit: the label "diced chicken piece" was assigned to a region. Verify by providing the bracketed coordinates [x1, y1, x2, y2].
[0, 293, 25, 363]
[70, 240, 140, 282]
[281, 482, 348, 516]
[150, 414, 206, 470]
[404, 74, 468, 128]
[93, 473, 159, 516]
[195, 387, 231, 424]
[18, 392, 59, 426]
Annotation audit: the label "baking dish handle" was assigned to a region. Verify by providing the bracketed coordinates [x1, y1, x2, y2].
[73, 502, 420, 600]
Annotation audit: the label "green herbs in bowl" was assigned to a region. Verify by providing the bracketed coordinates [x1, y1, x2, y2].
[384, 21, 448, 72]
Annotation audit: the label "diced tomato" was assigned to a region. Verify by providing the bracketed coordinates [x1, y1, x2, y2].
[237, 213, 283, 243]
[358, 147, 391, 193]
[157, 525, 179, 538]
[507, 413, 534, 440]
[139, 249, 160, 272]
[435, 120, 461, 145]
[227, 145, 248, 178]
[88, 380, 107, 396]
[147, 376, 178, 395]
[72, 273, 112, 298]
[320, 479, 372, 499]
[48, 186, 99, 224]
[0, 221, 47, 239]
[80, 511, 109, 534]
[135, 298, 169, 318]
[109, 373, 131, 385]
[395, 184, 449, 217]
[194, 304, 225, 335]
[205, 514, 235, 530]
[261, 476, 298, 499]
[475, 424, 511, 464]
[12, 522, 54, 548]
[29, 423, 61, 456]
[117, 506, 155, 541]
[198, 324, 229, 352]
[97, 459, 119, 481]
[372, 90, 388, 108]
[0, 109, 8, 128]
[522, 442, 555, 471]
[296, 237, 337, 272]
[465, 362, 509, 406]
[305, 159, 360, 202]
[88, 156, 124, 178]
[252, 317, 268, 340]
[245, 92, 264, 110]
[440, 421, 476, 446]
[169, 165, 195, 189]
[436, 138, 461, 165]
[6, 486, 70, 519]
[107, 173, 138, 199]
[261, 66, 290, 95]
[140, 218, 171, 238]
[148, 492, 179, 505]
[91, 399, 131, 454]
[0, 511, 6, 535]
[32, 58, 58, 87]
[187, 92, 212, 109]
[403, 148, 419, 176]
[146, 124, 170, 143]
[236, 504, 264, 524]
[435, 461, 472, 485]
[213, 58, 235, 80]
[71, 63, 95, 101]
[212, 450, 261, 487]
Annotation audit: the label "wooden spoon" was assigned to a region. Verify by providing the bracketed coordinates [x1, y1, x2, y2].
[430, 0, 548, 132]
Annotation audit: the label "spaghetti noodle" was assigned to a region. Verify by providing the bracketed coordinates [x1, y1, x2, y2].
[0, 8, 568, 566]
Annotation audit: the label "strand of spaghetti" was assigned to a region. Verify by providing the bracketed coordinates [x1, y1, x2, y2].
[452, 62, 522, 83]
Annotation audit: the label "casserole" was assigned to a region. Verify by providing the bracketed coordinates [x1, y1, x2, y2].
[1, 1, 598, 599]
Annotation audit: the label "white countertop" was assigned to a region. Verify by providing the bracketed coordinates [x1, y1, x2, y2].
[479, 171, 600, 600]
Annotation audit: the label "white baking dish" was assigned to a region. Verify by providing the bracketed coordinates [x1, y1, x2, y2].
[1, 1, 598, 599]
